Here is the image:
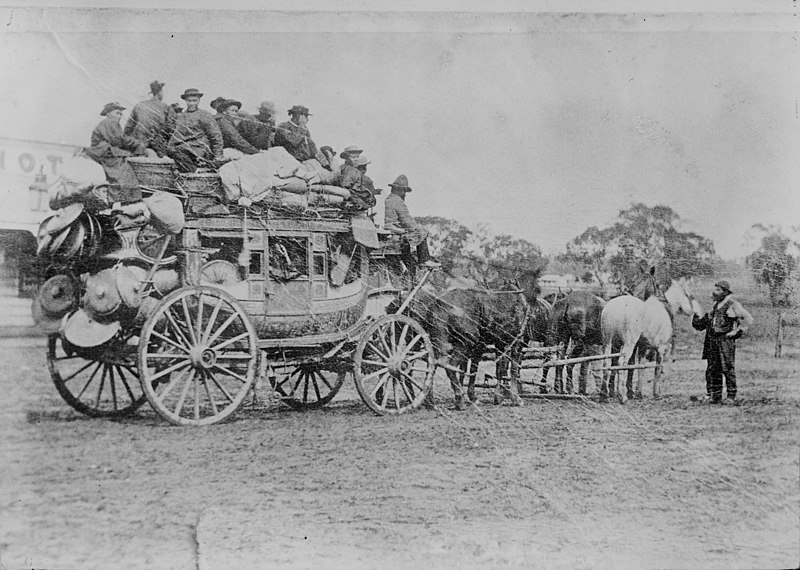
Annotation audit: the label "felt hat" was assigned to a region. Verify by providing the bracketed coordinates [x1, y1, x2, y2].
[339, 145, 363, 158]
[180, 88, 204, 100]
[389, 174, 412, 192]
[209, 96, 227, 110]
[288, 105, 311, 116]
[150, 80, 165, 94]
[220, 99, 242, 112]
[100, 102, 125, 116]
[356, 155, 371, 167]
[46, 203, 85, 235]
[714, 280, 732, 294]
[259, 101, 276, 114]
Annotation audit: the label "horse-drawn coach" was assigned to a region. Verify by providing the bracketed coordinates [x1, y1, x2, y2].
[34, 158, 438, 426]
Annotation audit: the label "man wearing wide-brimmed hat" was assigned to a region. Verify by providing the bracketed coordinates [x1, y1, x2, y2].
[167, 88, 224, 173]
[338, 154, 376, 211]
[692, 280, 754, 404]
[238, 100, 276, 150]
[339, 145, 363, 167]
[85, 101, 147, 203]
[274, 104, 317, 162]
[214, 99, 259, 156]
[124, 80, 175, 157]
[384, 174, 440, 270]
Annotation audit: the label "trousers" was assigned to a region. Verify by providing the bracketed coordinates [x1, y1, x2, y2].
[705, 335, 736, 400]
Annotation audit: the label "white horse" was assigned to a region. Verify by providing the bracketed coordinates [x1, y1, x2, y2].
[635, 278, 697, 398]
[600, 295, 646, 403]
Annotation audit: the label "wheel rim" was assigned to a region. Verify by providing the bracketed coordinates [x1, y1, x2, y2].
[47, 333, 145, 417]
[268, 362, 346, 410]
[354, 314, 434, 415]
[138, 286, 257, 426]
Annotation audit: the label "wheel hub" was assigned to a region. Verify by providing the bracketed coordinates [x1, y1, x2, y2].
[189, 345, 217, 369]
[387, 355, 410, 376]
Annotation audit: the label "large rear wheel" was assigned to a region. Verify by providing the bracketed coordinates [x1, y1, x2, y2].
[138, 286, 258, 426]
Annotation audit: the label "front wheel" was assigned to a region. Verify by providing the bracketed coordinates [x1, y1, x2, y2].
[353, 314, 434, 415]
[268, 362, 347, 410]
[138, 286, 258, 426]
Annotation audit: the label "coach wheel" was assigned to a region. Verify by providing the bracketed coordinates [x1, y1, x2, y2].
[268, 362, 346, 410]
[353, 314, 435, 415]
[138, 286, 257, 426]
[47, 333, 145, 417]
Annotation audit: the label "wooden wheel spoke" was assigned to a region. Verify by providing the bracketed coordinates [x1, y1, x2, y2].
[196, 292, 205, 343]
[172, 368, 196, 417]
[94, 365, 108, 410]
[314, 370, 334, 392]
[303, 370, 310, 402]
[61, 360, 97, 383]
[164, 309, 193, 350]
[115, 365, 137, 402]
[215, 353, 253, 360]
[201, 371, 219, 416]
[403, 334, 424, 355]
[404, 349, 429, 362]
[378, 328, 393, 358]
[202, 297, 224, 343]
[362, 358, 389, 368]
[180, 296, 198, 345]
[108, 365, 119, 410]
[193, 369, 201, 421]
[365, 341, 389, 361]
[394, 381, 400, 410]
[150, 330, 190, 354]
[76, 362, 103, 399]
[206, 312, 240, 347]
[145, 352, 190, 360]
[54, 353, 83, 363]
[361, 367, 389, 383]
[206, 369, 235, 403]
[370, 372, 391, 402]
[148, 359, 191, 383]
[211, 363, 250, 384]
[399, 370, 426, 393]
[397, 322, 411, 351]
[210, 331, 250, 352]
[153, 366, 188, 402]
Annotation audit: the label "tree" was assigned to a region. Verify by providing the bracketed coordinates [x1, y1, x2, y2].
[479, 234, 547, 274]
[746, 225, 799, 307]
[562, 203, 716, 292]
[416, 216, 475, 273]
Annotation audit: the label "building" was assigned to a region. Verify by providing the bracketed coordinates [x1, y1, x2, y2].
[0, 137, 78, 327]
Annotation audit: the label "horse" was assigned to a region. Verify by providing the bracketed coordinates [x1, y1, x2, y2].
[634, 278, 697, 398]
[547, 291, 606, 395]
[419, 265, 541, 410]
[527, 297, 553, 392]
[600, 295, 646, 403]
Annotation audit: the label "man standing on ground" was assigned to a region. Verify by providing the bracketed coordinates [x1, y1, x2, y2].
[692, 280, 754, 404]
[274, 105, 317, 162]
[167, 88, 224, 173]
[124, 80, 174, 157]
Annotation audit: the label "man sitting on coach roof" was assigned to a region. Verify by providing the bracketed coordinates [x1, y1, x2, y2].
[238, 100, 276, 150]
[274, 105, 317, 162]
[85, 101, 147, 204]
[124, 80, 175, 158]
[214, 99, 260, 156]
[166, 88, 225, 173]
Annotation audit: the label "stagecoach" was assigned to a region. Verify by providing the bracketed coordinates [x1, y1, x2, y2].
[35, 166, 438, 426]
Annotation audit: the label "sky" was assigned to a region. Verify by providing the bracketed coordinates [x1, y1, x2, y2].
[0, 2, 798, 259]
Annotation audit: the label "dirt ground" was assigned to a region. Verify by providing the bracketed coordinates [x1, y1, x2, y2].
[1, 296, 799, 569]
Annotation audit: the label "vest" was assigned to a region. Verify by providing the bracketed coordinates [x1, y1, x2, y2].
[711, 296, 736, 334]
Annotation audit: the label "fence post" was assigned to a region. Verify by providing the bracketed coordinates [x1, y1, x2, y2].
[774, 311, 783, 358]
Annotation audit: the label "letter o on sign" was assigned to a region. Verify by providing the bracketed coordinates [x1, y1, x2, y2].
[18, 153, 35, 173]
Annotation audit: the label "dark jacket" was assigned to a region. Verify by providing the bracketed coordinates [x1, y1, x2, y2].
[86, 116, 146, 190]
[692, 295, 753, 359]
[237, 113, 274, 150]
[215, 114, 259, 155]
[168, 108, 224, 160]
[274, 120, 317, 162]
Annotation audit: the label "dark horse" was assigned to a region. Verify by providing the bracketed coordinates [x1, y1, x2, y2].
[417, 265, 541, 410]
[547, 291, 606, 394]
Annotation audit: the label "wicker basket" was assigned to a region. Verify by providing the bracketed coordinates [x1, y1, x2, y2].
[178, 172, 227, 216]
[127, 157, 177, 191]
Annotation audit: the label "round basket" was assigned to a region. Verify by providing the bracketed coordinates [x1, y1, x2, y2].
[127, 157, 177, 191]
